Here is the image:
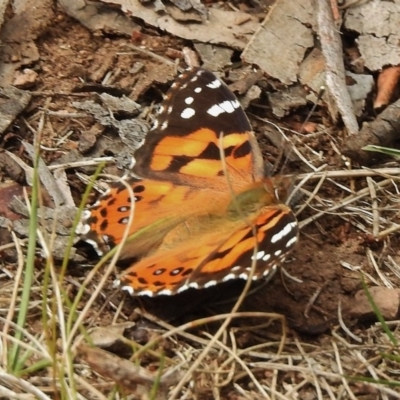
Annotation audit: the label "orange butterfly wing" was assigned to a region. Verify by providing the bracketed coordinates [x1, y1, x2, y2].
[78, 67, 299, 296]
[79, 68, 264, 255]
[132, 68, 265, 189]
[118, 204, 297, 296]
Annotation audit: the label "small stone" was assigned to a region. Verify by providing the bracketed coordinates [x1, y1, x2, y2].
[349, 287, 400, 321]
[13, 69, 38, 88]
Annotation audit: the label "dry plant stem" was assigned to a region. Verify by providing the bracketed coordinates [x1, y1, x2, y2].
[136, 308, 216, 348]
[0, 316, 50, 359]
[354, 351, 390, 400]
[367, 248, 392, 288]
[337, 299, 362, 343]
[134, 312, 286, 357]
[121, 44, 178, 70]
[111, 293, 126, 325]
[296, 167, 400, 181]
[378, 224, 400, 238]
[386, 256, 400, 280]
[284, 378, 312, 399]
[42, 110, 88, 118]
[0, 372, 52, 400]
[280, 266, 302, 283]
[68, 176, 136, 349]
[291, 169, 327, 216]
[2, 232, 24, 369]
[168, 314, 285, 398]
[366, 177, 379, 237]
[202, 334, 271, 399]
[332, 340, 358, 400]
[73, 374, 107, 400]
[294, 338, 324, 399]
[0, 238, 28, 252]
[170, 270, 267, 397]
[31, 91, 93, 97]
[299, 178, 394, 229]
[304, 281, 329, 318]
[321, 378, 337, 400]
[340, 261, 381, 286]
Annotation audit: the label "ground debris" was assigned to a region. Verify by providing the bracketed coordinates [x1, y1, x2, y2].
[59, 0, 139, 35]
[242, 0, 314, 85]
[343, 97, 400, 165]
[344, 0, 400, 71]
[0, 86, 31, 135]
[100, 0, 258, 50]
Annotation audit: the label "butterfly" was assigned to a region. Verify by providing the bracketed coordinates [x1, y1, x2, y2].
[77, 67, 299, 296]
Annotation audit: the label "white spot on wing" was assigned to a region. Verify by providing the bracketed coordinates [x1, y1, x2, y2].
[194, 87, 202, 93]
[251, 250, 265, 261]
[207, 100, 240, 117]
[188, 282, 199, 289]
[177, 284, 190, 293]
[85, 239, 104, 255]
[138, 290, 154, 297]
[120, 284, 134, 295]
[161, 121, 168, 130]
[262, 253, 271, 262]
[157, 289, 173, 296]
[181, 108, 195, 119]
[204, 280, 217, 288]
[207, 79, 222, 89]
[274, 250, 282, 256]
[271, 222, 294, 243]
[185, 97, 194, 105]
[286, 236, 298, 248]
[239, 272, 248, 280]
[77, 223, 90, 235]
[82, 210, 91, 219]
[222, 273, 235, 282]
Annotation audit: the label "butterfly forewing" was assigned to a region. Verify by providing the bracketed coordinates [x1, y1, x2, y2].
[133, 68, 264, 188]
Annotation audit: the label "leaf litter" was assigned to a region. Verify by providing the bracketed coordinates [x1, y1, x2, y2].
[0, 0, 400, 398]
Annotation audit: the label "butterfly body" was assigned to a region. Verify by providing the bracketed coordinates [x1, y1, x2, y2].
[78, 68, 299, 296]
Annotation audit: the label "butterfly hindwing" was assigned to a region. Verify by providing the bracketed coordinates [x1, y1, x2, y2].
[118, 203, 298, 296]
